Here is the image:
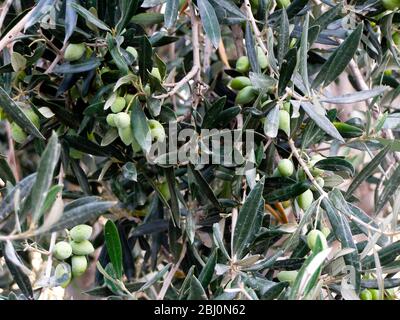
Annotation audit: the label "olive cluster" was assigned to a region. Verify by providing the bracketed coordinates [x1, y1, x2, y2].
[105, 97, 166, 148]
[52, 225, 94, 288]
[276, 228, 330, 285]
[229, 48, 268, 105]
[10, 108, 40, 144]
[273, 154, 325, 212]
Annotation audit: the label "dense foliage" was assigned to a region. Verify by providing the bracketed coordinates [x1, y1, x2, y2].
[1, 0, 400, 300]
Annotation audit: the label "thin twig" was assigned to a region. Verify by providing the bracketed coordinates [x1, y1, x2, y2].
[157, 244, 187, 300]
[0, 6, 35, 52]
[0, 0, 13, 30]
[154, 1, 201, 100]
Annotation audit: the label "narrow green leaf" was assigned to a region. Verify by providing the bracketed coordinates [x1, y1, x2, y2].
[277, 8, 289, 66]
[0, 157, 15, 185]
[198, 249, 217, 288]
[264, 180, 311, 203]
[104, 220, 123, 279]
[313, 24, 363, 88]
[187, 275, 208, 300]
[278, 48, 297, 96]
[314, 157, 355, 176]
[346, 144, 391, 198]
[245, 22, 259, 73]
[131, 97, 151, 153]
[0, 87, 44, 140]
[197, 0, 221, 49]
[25, 132, 60, 224]
[376, 163, 400, 214]
[138, 35, 153, 84]
[54, 58, 101, 74]
[64, 0, 78, 43]
[71, 3, 111, 31]
[164, 0, 179, 29]
[39, 197, 115, 234]
[300, 101, 344, 142]
[299, 13, 310, 95]
[233, 177, 265, 259]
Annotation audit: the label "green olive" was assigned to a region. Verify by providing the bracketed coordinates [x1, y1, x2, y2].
[106, 113, 117, 127]
[70, 240, 95, 255]
[256, 47, 268, 69]
[235, 86, 258, 105]
[114, 112, 131, 128]
[369, 289, 379, 300]
[360, 289, 373, 300]
[126, 46, 138, 60]
[236, 56, 250, 73]
[70, 225, 93, 242]
[297, 189, 313, 211]
[277, 159, 294, 177]
[118, 126, 134, 146]
[71, 255, 88, 277]
[382, 0, 400, 10]
[276, 0, 291, 8]
[148, 119, 166, 142]
[64, 43, 86, 62]
[55, 262, 72, 288]
[124, 94, 135, 106]
[53, 241, 73, 260]
[307, 229, 328, 252]
[277, 270, 298, 285]
[309, 155, 325, 176]
[393, 32, 400, 46]
[111, 97, 126, 113]
[384, 69, 393, 77]
[230, 76, 251, 91]
[278, 109, 290, 136]
[11, 122, 27, 143]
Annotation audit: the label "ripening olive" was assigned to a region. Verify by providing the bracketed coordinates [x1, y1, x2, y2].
[277, 159, 294, 177]
[236, 56, 250, 73]
[297, 189, 313, 211]
[277, 270, 298, 285]
[106, 114, 117, 127]
[70, 240, 95, 255]
[278, 109, 290, 136]
[384, 69, 393, 77]
[64, 43, 86, 62]
[307, 229, 328, 252]
[148, 119, 166, 142]
[360, 289, 373, 300]
[235, 86, 258, 105]
[276, 0, 291, 8]
[118, 126, 134, 146]
[111, 97, 126, 113]
[53, 241, 73, 260]
[11, 123, 27, 143]
[230, 76, 252, 91]
[256, 47, 268, 69]
[114, 112, 131, 128]
[70, 225, 93, 242]
[55, 262, 72, 288]
[126, 46, 138, 60]
[382, 0, 400, 11]
[71, 256, 88, 277]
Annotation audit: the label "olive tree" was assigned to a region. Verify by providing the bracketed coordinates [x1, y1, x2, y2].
[0, 0, 400, 300]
